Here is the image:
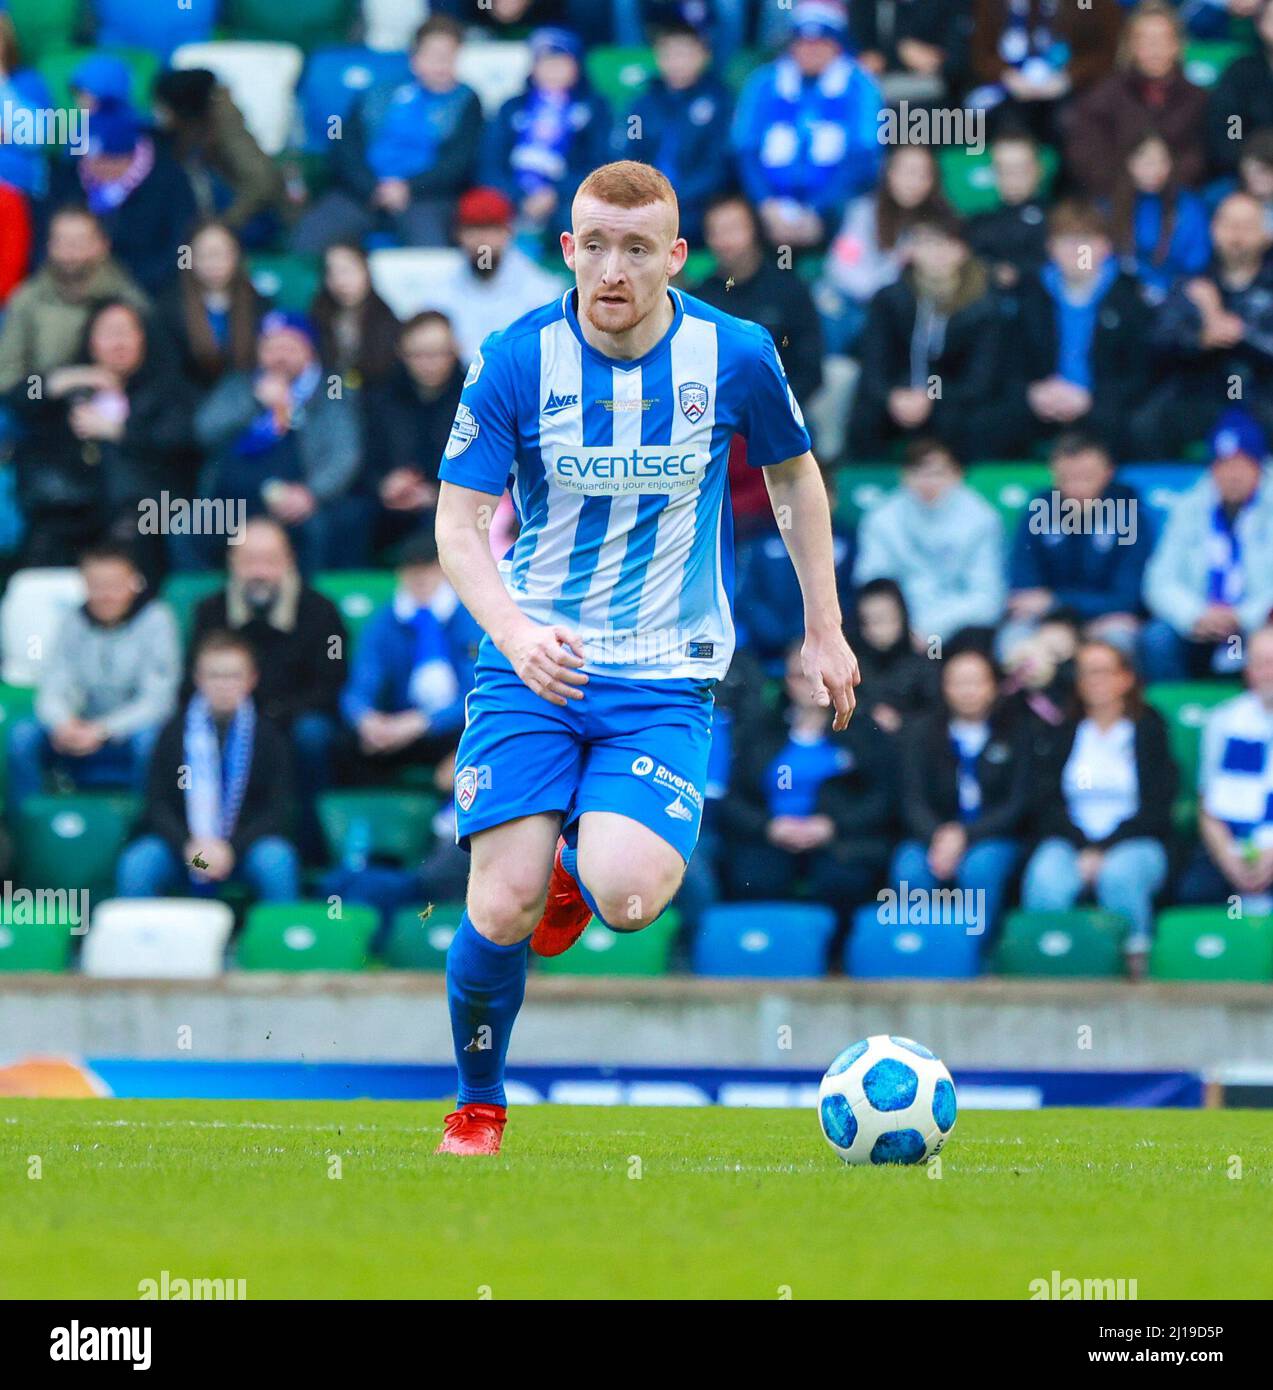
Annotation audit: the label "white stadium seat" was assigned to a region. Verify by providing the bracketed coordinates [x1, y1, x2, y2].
[369, 246, 464, 319]
[0, 567, 85, 686]
[82, 899, 235, 979]
[457, 40, 532, 117]
[172, 41, 304, 156]
[362, 0, 428, 53]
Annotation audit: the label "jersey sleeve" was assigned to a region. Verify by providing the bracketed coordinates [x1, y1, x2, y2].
[438, 333, 519, 495]
[740, 329, 812, 468]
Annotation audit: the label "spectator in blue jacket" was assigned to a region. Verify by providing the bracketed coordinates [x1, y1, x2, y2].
[730, 0, 884, 250]
[1108, 133, 1210, 300]
[0, 14, 55, 199]
[341, 531, 481, 777]
[736, 517, 854, 674]
[617, 20, 732, 244]
[481, 27, 612, 239]
[292, 15, 484, 254]
[1002, 433, 1151, 664]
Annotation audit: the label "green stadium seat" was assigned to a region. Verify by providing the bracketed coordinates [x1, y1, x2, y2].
[833, 464, 900, 526]
[247, 252, 321, 312]
[1182, 40, 1249, 89]
[38, 45, 160, 114]
[724, 47, 766, 94]
[159, 572, 225, 649]
[5, 0, 79, 63]
[236, 900, 377, 970]
[381, 901, 464, 969]
[1150, 907, 1273, 982]
[312, 570, 395, 647]
[584, 45, 656, 108]
[967, 462, 1053, 533]
[678, 248, 716, 286]
[939, 143, 1059, 217]
[225, 0, 356, 50]
[0, 905, 74, 971]
[17, 793, 140, 896]
[992, 909, 1126, 978]
[536, 908, 679, 976]
[317, 789, 439, 867]
[1144, 681, 1239, 828]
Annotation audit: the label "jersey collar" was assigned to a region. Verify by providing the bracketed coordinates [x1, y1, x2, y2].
[563, 287, 684, 372]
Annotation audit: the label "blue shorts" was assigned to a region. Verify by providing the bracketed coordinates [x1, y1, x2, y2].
[454, 641, 714, 863]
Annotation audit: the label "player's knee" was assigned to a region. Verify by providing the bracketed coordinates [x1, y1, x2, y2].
[468, 875, 546, 944]
[591, 877, 678, 932]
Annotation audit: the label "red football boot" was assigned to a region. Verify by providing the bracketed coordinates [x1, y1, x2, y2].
[529, 837, 592, 958]
[435, 1102, 507, 1155]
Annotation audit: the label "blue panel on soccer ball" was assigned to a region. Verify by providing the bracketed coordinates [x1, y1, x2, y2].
[825, 1038, 869, 1077]
[933, 1078, 957, 1133]
[870, 1129, 927, 1165]
[820, 1093, 858, 1150]
[862, 1058, 918, 1111]
[890, 1035, 935, 1059]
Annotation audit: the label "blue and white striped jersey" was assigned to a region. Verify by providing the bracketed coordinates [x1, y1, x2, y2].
[439, 287, 810, 680]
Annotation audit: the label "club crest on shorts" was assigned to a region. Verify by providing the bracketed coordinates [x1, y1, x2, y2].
[456, 765, 479, 812]
[678, 381, 708, 424]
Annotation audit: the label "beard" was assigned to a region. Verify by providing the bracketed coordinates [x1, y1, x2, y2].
[583, 289, 644, 335]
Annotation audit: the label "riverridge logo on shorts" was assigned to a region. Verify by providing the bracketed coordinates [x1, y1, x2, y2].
[456, 766, 479, 812]
[631, 756, 702, 816]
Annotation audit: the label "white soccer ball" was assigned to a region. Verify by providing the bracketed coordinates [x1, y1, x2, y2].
[817, 1034, 956, 1165]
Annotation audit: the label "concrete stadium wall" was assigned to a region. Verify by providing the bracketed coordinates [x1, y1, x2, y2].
[4, 974, 1273, 1071]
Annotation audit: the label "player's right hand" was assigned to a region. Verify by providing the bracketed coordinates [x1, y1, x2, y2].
[503, 622, 589, 706]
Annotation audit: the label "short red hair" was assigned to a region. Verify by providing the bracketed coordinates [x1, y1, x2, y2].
[573, 160, 679, 231]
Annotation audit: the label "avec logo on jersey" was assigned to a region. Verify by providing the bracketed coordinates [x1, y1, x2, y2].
[551, 446, 708, 495]
[542, 389, 579, 416]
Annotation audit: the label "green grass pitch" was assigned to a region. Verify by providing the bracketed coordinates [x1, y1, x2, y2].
[2, 1100, 1271, 1299]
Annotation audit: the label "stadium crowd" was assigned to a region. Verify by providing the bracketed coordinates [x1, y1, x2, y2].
[1, 0, 1273, 977]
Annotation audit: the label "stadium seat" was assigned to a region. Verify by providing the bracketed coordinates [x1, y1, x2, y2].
[0, 567, 85, 686]
[94, 0, 218, 60]
[456, 40, 533, 117]
[692, 903, 835, 977]
[367, 247, 464, 320]
[585, 45, 656, 108]
[833, 464, 900, 526]
[298, 45, 411, 152]
[81, 898, 234, 978]
[38, 46, 161, 114]
[4, 0, 79, 63]
[1150, 907, 1273, 982]
[0, 902, 74, 971]
[1144, 681, 1239, 827]
[172, 41, 304, 156]
[159, 572, 224, 649]
[939, 143, 1059, 216]
[17, 793, 140, 896]
[846, 902, 982, 979]
[236, 900, 378, 970]
[247, 251, 321, 311]
[724, 47, 766, 94]
[1182, 40, 1249, 88]
[381, 900, 463, 969]
[992, 909, 1126, 978]
[966, 462, 1053, 533]
[316, 789, 438, 867]
[312, 569, 395, 646]
[1116, 463, 1204, 540]
[363, 0, 428, 54]
[538, 908, 679, 976]
[226, 0, 356, 50]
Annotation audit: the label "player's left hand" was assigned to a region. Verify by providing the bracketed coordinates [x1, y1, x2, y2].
[802, 628, 859, 731]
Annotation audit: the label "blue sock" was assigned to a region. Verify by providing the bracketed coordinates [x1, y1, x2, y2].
[559, 843, 611, 927]
[445, 913, 528, 1107]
